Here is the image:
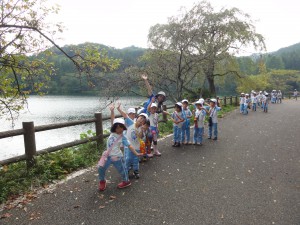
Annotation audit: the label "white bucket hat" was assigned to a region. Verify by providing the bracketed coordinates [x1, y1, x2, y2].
[127, 108, 136, 114]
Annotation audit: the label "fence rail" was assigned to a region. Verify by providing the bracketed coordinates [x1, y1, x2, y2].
[0, 97, 238, 167]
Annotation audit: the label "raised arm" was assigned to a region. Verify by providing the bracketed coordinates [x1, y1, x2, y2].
[116, 102, 128, 119]
[141, 74, 153, 96]
[109, 103, 115, 126]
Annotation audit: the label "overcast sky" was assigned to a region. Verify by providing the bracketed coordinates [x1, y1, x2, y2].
[49, 0, 300, 55]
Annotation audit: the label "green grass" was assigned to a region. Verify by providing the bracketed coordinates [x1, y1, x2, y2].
[0, 132, 102, 204]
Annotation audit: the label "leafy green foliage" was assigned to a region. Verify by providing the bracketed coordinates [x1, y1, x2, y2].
[0, 132, 100, 204]
[0, 0, 120, 120]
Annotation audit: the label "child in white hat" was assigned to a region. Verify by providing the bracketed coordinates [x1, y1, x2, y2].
[147, 99, 161, 156]
[170, 102, 185, 147]
[193, 100, 207, 145]
[181, 99, 192, 144]
[208, 99, 221, 140]
[98, 118, 142, 191]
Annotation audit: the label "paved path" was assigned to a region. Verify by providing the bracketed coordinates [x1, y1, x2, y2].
[1, 100, 300, 225]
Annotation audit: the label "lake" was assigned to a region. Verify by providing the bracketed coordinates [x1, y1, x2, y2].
[0, 95, 146, 161]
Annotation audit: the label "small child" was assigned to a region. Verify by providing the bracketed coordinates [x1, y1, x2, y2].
[208, 99, 221, 140]
[243, 94, 250, 115]
[252, 92, 258, 111]
[127, 108, 136, 121]
[193, 100, 207, 145]
[117, 104, 148, 179]
[98, 118, 141, 191]
[271, 90, 276, 104]
[170, 102, 185, 147]
[263, 93, 269, 113]
[277, 90, 282, 103]
[240, 93, 245, 114]
[147, 100, 161, 156]
[181, 99, 192, 145]
[143, 119, 153, 158]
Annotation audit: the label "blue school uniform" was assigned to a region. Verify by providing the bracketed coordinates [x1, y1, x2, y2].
[181, 108, 192, 143]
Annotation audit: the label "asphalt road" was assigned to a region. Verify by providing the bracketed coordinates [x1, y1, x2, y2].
[1, 100, 299, 225]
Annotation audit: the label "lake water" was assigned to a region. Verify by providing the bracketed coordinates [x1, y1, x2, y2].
[0, 95, 146, 161]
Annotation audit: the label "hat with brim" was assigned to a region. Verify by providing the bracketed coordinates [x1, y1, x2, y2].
[195, 100, 202, 105]
[210, 99, 217, 103]
[155, 91, 166, 102]
[181, 99, 188, 103]
[138, 113, 149, 120]
[127, 108, 136, 114]
[113, 118, 127, 130]
[150, 103, 157, 108]
[175, 102, 182, 107]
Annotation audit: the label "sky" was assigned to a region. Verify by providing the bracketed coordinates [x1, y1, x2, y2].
[49, 0, 300, 55]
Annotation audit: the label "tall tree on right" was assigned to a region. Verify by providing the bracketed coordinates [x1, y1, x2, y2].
[187, 1, 266, 96]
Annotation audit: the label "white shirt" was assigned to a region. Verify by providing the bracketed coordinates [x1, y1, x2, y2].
[209, 106, 221, 123]
[195, 109, 206, 128]
[149, 113, 158, 127]
[171, 111, 185, 128]
[252, 96, 258, 104]
[240, 97, 245, 104]
[125, 118, 142, 150]
[107, 133, 130, 157]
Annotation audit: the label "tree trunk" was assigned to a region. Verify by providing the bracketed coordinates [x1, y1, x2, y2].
[207, 75, 216, 97]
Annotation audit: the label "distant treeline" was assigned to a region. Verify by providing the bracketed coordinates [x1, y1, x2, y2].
[33, 42, 300, 96]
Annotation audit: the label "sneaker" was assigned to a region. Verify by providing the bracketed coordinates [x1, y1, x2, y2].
[154, 151, 161, 156]
[174, 142, 181, 147]
[197, 143, 203, 146]
[117, 181, 131, 189]
[133, 170, 140, 179]
[98, 180, 106, 191]
[208, 137, 212, 139]
[213, 137, 218, 140]
[147, 153, 153, 158]
[172, 142, 177, 147]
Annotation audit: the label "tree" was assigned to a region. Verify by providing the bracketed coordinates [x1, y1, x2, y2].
[186, 1, 266, 96]
[265, 55, 285, 70]
[145, 1, 265, 98]
[0, 0, 119, 121]
[146, 14, 207, 101]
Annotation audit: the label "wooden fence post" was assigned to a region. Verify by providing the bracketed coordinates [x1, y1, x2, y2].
[23, 122, 36, 168]
[230, 96, 233, 106]
[235, 96, 238, 106]
[223, 96, 227, 106]
[95, 112, 103, 148]
[163, 105, 167, 122]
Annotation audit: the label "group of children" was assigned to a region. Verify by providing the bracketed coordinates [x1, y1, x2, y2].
[239, 90, 283, 114]
[97, 97, 222, 191]
[169, 98, 221, 147]
[97, 74, 223, 191]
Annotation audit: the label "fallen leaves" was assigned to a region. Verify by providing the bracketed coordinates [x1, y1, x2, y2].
[109, 195, 116, 200]
[0, 213, 12, 219]
[29, 212, 41, 221]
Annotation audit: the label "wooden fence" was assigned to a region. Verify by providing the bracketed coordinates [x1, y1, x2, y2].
[0, 96, 238, 168]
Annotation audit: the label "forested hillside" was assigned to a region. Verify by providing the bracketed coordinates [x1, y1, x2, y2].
[35, 42, 300, 96]
[35, 43, 146, 95]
